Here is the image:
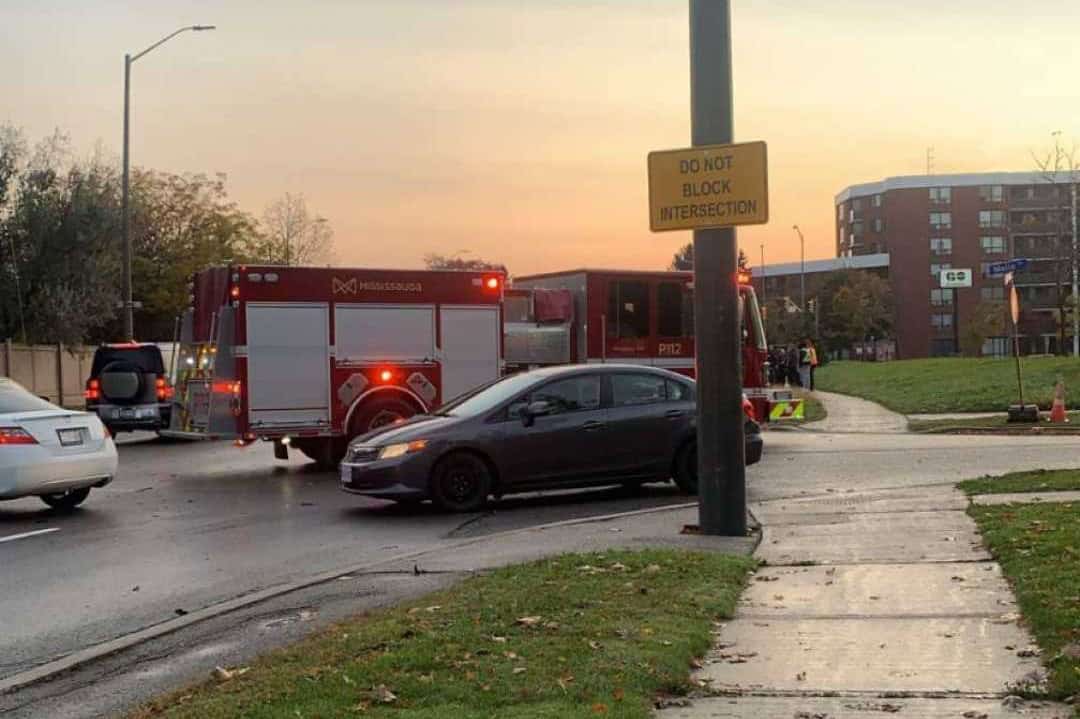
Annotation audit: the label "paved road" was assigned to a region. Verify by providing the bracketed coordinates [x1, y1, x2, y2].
[1, 426, 1078, 702]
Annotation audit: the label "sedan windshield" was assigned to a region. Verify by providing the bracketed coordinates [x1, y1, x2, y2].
[436, 372, 540, 418]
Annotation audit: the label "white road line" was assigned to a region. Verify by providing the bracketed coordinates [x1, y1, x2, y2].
[0, 527, 60, 544]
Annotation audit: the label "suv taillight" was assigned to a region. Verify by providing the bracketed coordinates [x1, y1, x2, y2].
[0, 427, 38, 445]
[85, 379, 101, 402]
[155, 378, 175, 401]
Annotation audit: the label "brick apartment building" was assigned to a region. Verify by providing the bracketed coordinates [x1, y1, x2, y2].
[835, 172, 1078, 359]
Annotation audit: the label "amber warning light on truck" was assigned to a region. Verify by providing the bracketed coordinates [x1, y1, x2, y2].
[647, 140, 769, 232]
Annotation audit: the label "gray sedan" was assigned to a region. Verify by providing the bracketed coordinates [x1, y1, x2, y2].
[339, 364, 762, 512]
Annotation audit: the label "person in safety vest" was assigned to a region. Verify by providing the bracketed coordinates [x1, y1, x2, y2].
[807, 339, 819, 391]
[797, 340, 812, 390]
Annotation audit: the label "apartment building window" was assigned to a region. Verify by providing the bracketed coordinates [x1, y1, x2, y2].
[930, 212, 952, 229]
[852, 221, 864, 236]
[980, 236, 1006, 254]
[931, 313, 954, 329]
[978, 185, 1004, 202]
[930, 288, 954, 306]
[1015, 235, 1056, 257]
[930, 338, 956, 356]
[838, 205, 844, 221]
[872, 194, 882, 208]
[930, 237, 953, 255]
[930, 262, 952, 277]
[929, 187, 951, 204]
[981, 286, 1005, 302]
[979, 210, 1006, 228]
[852, 198, 863, 212]
[873, 218, 884, 233]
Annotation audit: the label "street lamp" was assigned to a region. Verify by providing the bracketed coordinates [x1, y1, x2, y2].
[792, 224, 805, 311]
[120, 25, 216, 340]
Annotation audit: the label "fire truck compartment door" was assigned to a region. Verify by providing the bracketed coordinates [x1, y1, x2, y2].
[334, 304, 435, 362]
[246, 303, 331, 427]
[439, 306, 501, 403]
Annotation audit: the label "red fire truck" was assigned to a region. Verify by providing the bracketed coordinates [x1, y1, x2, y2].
[167, 264, 796, 465]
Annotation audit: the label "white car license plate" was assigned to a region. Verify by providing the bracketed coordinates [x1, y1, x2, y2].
[58, 428, 85, 447]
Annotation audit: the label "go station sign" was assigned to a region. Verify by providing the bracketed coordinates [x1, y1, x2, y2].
[648, 141, 769, 232]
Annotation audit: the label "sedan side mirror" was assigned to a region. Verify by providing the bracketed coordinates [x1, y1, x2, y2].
[520, 400, 553, 427]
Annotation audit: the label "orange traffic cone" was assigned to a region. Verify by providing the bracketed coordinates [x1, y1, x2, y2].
[1049, 379, 1068, 423]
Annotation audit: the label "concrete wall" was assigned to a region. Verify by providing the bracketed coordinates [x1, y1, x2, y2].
[1, 341, 177, 408]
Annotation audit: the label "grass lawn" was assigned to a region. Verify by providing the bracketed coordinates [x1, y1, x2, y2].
[130, 549, 755, 719]
[959, 468, 1080, 496]
[969, 500, 1080, 705]
[815, 356, 1080, 414]
[909, 412, 1080, 434]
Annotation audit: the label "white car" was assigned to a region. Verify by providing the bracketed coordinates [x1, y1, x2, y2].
[0, 378, 117, 510]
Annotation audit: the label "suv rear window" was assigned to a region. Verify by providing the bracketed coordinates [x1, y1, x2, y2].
[91, 346, 165, 376]
[0, 380, 54, 413]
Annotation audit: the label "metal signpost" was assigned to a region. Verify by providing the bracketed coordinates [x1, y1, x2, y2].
[940, 269, 972, 354]
[647, 0, 769, 536]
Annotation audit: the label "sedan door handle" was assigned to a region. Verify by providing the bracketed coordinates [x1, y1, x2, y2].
[664, 409, 684, 419]
[582, 420, 605, 431]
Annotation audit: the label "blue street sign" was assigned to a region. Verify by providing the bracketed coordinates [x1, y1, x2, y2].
[986, 258, 1029, 277]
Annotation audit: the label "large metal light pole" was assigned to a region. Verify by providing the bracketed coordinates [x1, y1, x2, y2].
[793, 224, 806, 311]
[121, 25, 216, 339]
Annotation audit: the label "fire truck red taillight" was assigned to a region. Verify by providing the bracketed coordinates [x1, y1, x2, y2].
[230, 286, 240, 299]
[379, 369, 394, 383]
[485, 277, 500, 290]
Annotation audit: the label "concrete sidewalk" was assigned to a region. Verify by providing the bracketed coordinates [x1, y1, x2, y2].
[802, 390, 909, 434]
[658, 483, 1072, 718]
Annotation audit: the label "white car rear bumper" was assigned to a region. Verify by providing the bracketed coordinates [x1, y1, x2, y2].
[0, 443, 118, 500]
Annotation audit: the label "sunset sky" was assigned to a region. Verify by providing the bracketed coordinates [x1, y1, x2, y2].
[4, 0, 1080, 274]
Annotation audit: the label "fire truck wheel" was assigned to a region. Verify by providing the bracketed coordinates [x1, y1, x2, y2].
[351, 396, 420, 435]
[673, 441, 698, 495]
[430, 452, 491, 513]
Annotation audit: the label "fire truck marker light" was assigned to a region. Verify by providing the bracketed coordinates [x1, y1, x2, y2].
[230, 286, 240, 299]
[379, 369, 393, 383]
[486, 277, 499, 290]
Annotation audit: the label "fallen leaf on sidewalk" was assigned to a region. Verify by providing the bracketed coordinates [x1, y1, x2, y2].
[962, 711, 988, 719]
[795, 671, 806, 681]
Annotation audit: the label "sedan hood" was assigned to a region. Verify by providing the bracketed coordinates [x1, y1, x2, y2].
[352, 414, 461, 446]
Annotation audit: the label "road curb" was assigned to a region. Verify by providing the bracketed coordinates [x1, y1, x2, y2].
[0, 500, 707, 695]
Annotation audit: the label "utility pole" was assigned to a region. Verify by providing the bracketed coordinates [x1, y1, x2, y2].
[793, 224, 806, 311]
[690, 0, 745, 536]
[121, 25, 216, 339]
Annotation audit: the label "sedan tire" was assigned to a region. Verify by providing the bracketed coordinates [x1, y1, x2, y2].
[430, 452, 491, 513]
[673, 441, 697, 495]
[40, 487, 91, 511]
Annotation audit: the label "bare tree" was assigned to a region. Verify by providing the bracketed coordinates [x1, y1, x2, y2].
[258, 193, 334, 266]
[1031, 135, 1079, 354]
[424, 252, 506, 272]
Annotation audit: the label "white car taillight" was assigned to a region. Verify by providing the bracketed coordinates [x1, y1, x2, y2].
[0, 427, 38, 445]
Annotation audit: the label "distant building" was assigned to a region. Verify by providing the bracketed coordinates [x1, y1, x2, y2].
[835, 172, 1078, 358]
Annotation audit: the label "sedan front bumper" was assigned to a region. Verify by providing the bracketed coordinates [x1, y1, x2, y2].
[339, 451, 434, 500]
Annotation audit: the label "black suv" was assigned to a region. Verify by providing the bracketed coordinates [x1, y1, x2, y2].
[85, 343, 173, 434]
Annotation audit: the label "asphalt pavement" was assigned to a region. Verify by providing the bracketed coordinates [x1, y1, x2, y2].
[1, 426, 1079, 717]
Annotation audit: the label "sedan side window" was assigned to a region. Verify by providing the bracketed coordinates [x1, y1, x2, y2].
[611, 374, 667, 407]
[534, 376, 601, 414]
[665, 379, 693, 402]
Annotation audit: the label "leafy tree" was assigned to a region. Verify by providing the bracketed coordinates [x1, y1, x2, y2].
[0, 129, 121, 345]
[818, 270, 893, 353]
[129, 171, 261, 340]
[668, 243, 748, 272]
[669, 243, 693, 271]
[961, 300, 1007, 357]
[424, 253, 507, 272]
[255, 193, 333, 266]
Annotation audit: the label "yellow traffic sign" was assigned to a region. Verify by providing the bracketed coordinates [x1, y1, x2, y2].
[647, 141, 769, 232]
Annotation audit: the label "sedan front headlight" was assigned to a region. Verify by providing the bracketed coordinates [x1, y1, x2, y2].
[378, 439, 428, 460]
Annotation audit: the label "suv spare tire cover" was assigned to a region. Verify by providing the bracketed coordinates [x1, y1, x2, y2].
[99, 360, 145, 402]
